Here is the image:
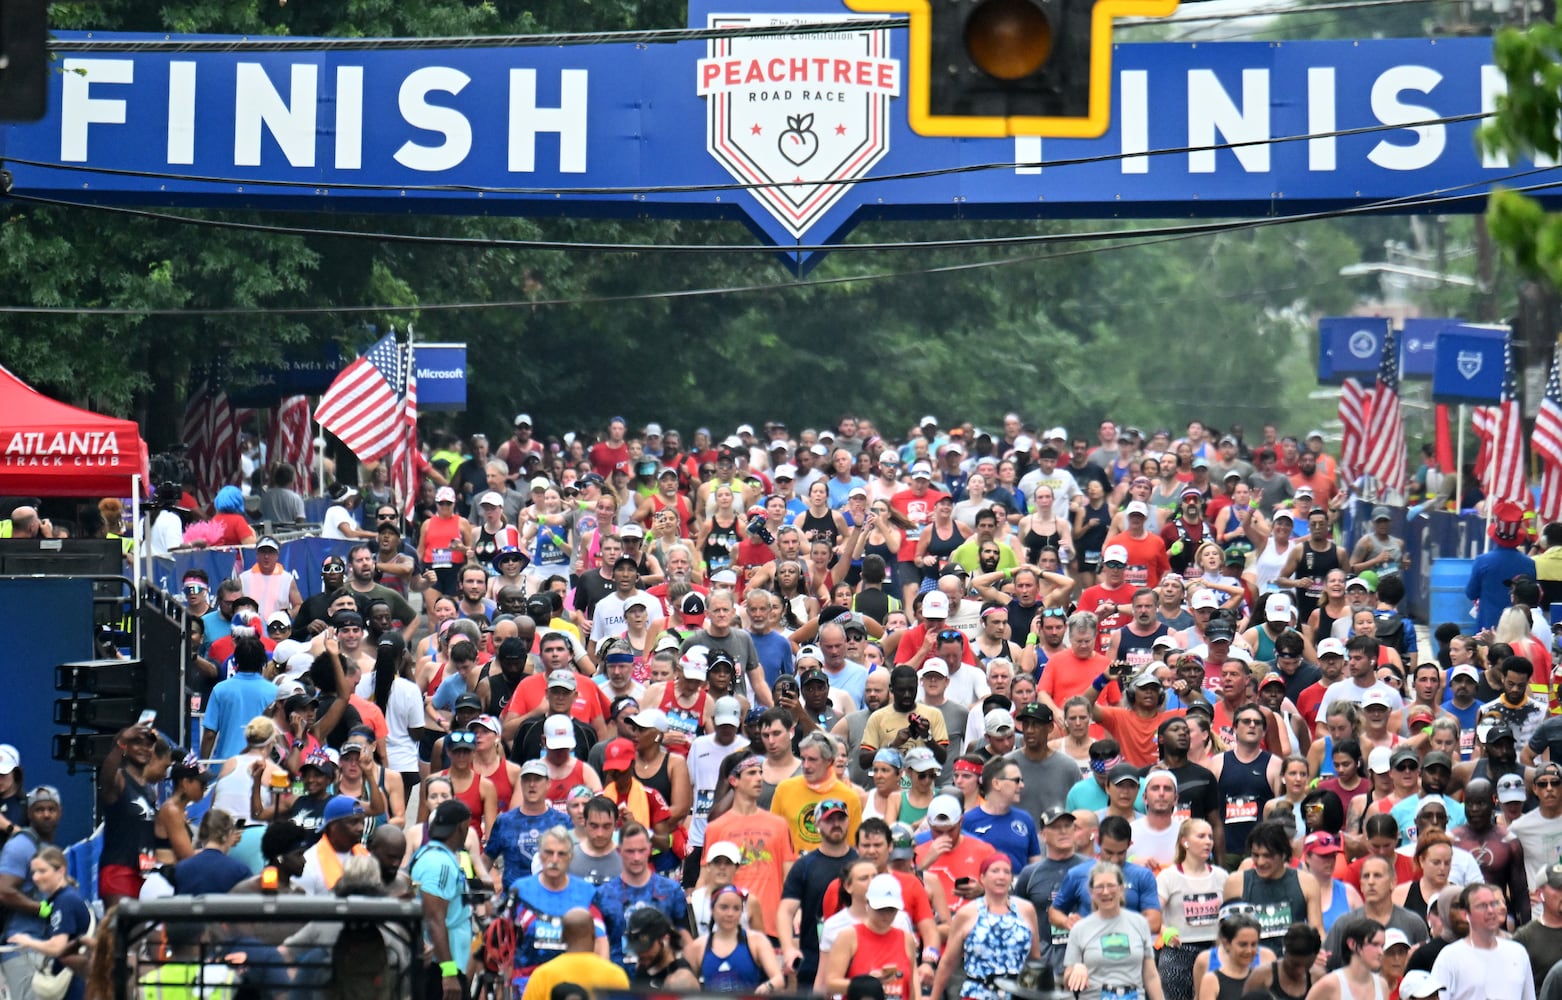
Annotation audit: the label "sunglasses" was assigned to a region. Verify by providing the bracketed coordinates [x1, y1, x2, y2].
[1538, 778, 1562, 789]
[448, 731, 477, 748]
[1394, 761, 1420, 772]
[1040, 608, 1067, 619]
[268, 622, 290, 631]
[937, 629, 963, 642]
[182, 583, 207, 594]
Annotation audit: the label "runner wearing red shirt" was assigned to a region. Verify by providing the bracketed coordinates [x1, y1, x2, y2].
[587, 417, 631, 477]
[1076, 546, 1138, 653]
[889, 464, 948, 604]
[1159, 489, 1213, 577]
[1102, 504, 1171, 589]
[1036, 612, 1112, 714]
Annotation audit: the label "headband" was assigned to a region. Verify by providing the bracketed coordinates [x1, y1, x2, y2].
[1090, 755, 1124, 776]
[953, 759, 984, 776]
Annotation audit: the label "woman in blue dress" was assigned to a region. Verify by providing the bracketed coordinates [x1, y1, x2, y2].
[929, 853, 1042, 1000]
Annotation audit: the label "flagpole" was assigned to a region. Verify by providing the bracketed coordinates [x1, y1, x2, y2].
[405, 325, 417, 515]
[1456, 404, 1464, 512]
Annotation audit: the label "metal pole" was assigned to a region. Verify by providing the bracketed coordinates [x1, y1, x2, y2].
[1455, 405, 1464, 513]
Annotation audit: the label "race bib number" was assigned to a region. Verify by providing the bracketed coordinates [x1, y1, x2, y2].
[1254, 902, 1293, 939]
[531, 913, 565, 952]
[694, 788, 715, 819]
[431, 548, 454, 568]
[1182, 891, 1219, 928]
[1051, 922, 1071, 946]
[1225, 797, 1258, 824]
[1126, 565, 1148, 587]
[1173, 807, 1192, 824]
[1460, 728, 1475, 760]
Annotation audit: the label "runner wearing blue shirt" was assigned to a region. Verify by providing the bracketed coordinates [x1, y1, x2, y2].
[1047, 816, 1162, 932]
[961, 758, 1042, 870]
[486, 761, 570, 892]
[591, 824, 689, 968]
[410, 800, 474, 1000]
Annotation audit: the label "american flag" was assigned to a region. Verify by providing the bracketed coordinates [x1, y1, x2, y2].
[180, 381, 237, 505]
[1536, 344, 1562, 521]
[1486, 339, 1528, 505]
[1361, 327, 1407, 498]
[1472, 403, 1497, 488]
[1338, 377, 1368, 481]
[315, 334, 410, 462]
[268, 395, 313, 491]
[386, 343, 419, 519]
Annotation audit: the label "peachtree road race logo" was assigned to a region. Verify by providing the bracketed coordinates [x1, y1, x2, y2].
[698, 13, 900, 240]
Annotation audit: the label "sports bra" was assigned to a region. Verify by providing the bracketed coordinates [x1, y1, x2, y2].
[1024, 525, 1061, 564]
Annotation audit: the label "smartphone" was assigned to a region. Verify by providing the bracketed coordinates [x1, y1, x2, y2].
[137, 709, 157, 727]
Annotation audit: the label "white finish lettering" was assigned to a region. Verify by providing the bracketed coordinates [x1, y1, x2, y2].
[1014, 135, 1041, 175]
[394, 67, 472, 171]
[1120, 70, 1149, 174]
[1188, 69, 1270, 174]
[1482, 64, 1507, 169]
[234, 63, 318, 168]
[335, 66, 364, 170]
[1308, 67, 1335, 171]
[508, 68, 589, 174]
[60, 59, 133, 162]
[1367, 65, 1444, 171]
[167, 62, 196, 165]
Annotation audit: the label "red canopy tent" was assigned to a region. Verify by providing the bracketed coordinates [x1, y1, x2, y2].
[0, 365, 150, 497]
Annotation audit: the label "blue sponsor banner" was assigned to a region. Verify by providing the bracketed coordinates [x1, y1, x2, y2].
[225, 343, 345, 406]
[1431, 323, 1508, 403]
[1318, 317, 1389, 383]
[1, 5, 1558, 270]
[1399, 317, 1461, 381]
[414, 343, 467, 411]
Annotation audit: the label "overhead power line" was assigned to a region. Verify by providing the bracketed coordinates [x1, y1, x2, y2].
[0, 168, 1535, 317]
[0, 110, 1501, 201]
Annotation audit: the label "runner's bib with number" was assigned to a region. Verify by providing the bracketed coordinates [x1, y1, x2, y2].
[1225, 797, 1258, 824]
[1182, 892, 1220, 928]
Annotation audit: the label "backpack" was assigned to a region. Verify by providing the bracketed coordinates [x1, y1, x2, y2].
[1373, 611, 1408, 656]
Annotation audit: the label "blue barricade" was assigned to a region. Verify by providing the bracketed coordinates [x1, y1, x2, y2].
[150, 536, 359, 601]
[1339, 499, 1487, 627]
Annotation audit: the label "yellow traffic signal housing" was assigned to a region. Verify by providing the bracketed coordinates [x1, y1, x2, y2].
[846, 0, 1178, 138]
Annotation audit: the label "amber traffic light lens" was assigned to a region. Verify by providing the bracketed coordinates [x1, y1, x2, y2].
[965, 0, 1053, 81]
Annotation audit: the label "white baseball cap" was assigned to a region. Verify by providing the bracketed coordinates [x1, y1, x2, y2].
[529, 476, 551, 492]
[774, 463, 798, 480]
[1191, 590, 1222, 610]
[706, 841, 743, 864]
[679, 648, 709, 680]
[1101, 545, 1129, 566]
[1367, 746, 1394, 774]
[478, 490, 505, 507]
[1383, 928, 1412, 951]
[1013, 435, 1034, 453]
[546, 669, 577, 691]
[910, 463, 934, 480]
[1361, 689, 1392, 710]
[1264, 593, 1296, 624]
[713, 696, 743, 727]
[1045, 426, 1068, 440]
[921, 591, 950, 619]
[1125, 501, 1151, 518]
[921, 656, 950, 677]
[1316, 637, 1347, 658]
[0, 744, 18, 775]
[926, 794, 964, 827]
[629, 707, 667, 731]
[543, 714, 576, 750]
[866, 872, 904, 910]
[1498, 771, 1528, 803]
[984, 708, 1016, 735]
[1450, 664, 1480, 683]
[1228, 647, 1254, 665]
[1152, 634, 1182, 651]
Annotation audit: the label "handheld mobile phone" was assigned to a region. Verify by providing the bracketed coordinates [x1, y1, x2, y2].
[137, 709, 157, 727]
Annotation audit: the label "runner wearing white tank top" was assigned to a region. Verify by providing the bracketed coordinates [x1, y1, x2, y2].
[1252, 533, 1294, 594]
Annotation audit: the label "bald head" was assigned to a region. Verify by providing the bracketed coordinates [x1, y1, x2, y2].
[562, 907, 597, 950]
[10, 506, 38, 537]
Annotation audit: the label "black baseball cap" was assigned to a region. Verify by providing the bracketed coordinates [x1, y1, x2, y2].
[1016, 702, 1054, 725]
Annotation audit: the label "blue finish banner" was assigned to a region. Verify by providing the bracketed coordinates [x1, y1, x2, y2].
[1, 4, 1553, 268]
[414, 343, 468, 411]
[1431, 323, 1508, 403]
[1318, 316, 1390, 383]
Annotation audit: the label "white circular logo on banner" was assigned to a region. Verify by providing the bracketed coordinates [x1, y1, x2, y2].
[1349, 330, 1378, 358]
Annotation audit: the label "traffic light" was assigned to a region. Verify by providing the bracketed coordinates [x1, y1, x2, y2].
[846, 0, 1179, 138]
[53, 658, 147, 769]
[0, 0, 48, 123]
